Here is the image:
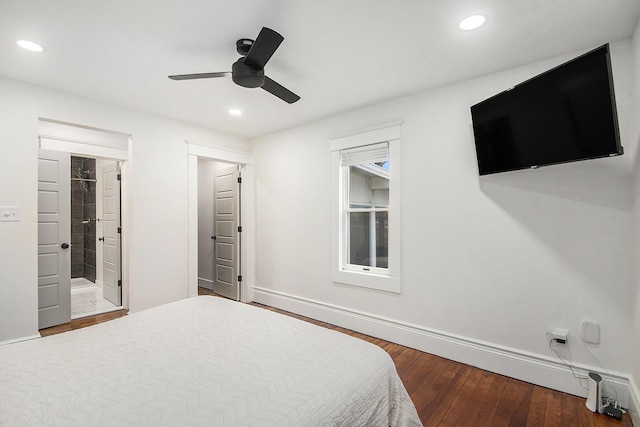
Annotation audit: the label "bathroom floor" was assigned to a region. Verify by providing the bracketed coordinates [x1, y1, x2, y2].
[71, 278, 120, 318]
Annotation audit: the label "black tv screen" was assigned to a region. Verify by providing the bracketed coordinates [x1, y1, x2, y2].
[471, 44, 623, 175]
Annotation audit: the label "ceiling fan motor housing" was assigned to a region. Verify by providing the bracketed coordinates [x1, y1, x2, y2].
[232, 58, 265, 88]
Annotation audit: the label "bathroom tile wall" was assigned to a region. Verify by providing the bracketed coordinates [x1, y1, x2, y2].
[71, 157, 84, 279]
[70, 157, 96, 282]
[83, 158, 96, 283]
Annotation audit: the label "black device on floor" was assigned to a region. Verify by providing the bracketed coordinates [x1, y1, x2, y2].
[603, 405, 622, 420]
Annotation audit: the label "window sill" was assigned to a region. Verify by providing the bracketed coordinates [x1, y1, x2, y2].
[332, 269, 401, 293]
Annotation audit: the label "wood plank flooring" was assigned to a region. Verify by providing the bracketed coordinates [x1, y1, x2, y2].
[39, 308, 128, 337]
[39, 289, 633, 426]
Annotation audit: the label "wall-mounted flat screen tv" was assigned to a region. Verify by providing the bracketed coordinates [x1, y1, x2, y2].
[470, 44, 623, 176]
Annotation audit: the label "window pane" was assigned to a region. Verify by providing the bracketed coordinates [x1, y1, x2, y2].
[348, 212, 369, 266]
[348, 211, 388, 268]
[348, 165, 389, 209]
[375, 211, 388, 268]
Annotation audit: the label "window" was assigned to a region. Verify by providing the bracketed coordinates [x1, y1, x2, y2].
[342, 143, 389, 272]
[330, 124, 401, 293]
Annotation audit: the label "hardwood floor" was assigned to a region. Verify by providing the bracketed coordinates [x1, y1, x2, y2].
[39, 289, 632, 426]
[39, 308, 128, 337]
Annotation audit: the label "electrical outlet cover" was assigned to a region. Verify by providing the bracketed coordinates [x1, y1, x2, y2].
[581, 320, 600, 344]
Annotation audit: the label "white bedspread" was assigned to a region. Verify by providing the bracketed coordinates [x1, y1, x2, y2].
[0, 296, 421, 426]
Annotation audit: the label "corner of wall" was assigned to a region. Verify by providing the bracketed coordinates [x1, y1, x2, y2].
[628, 376, 640, 426]
[630, 13, 640, 424]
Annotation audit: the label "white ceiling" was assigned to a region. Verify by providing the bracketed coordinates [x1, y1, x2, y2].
[1, 1, 639, 139]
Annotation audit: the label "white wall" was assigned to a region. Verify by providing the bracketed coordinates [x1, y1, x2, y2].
[0, 76, 249, 343]
[630, 15, 640, 425]
[251, 40, 637, 398]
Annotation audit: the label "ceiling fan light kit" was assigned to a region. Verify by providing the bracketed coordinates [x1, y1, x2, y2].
[169, 27, 300, 104]
[236, 38, 254, 56]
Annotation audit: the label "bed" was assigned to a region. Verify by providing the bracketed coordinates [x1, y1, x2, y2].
[0, 296, 422, 426]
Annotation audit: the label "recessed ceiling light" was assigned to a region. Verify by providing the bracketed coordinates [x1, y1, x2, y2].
[228, 109, 243, 116]
[458, 14, 487, 31]
[16, 39, 45, 52]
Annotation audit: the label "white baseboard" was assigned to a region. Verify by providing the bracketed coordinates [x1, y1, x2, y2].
[0, 334, 41, 346]
[198, 277, 213, 290]
[252, 286, 636, 413]
[629, 378, 639, 426]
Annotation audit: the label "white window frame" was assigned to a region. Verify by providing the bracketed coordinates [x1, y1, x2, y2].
[330, 124, 401, 293]
[341, 143, 389, 274]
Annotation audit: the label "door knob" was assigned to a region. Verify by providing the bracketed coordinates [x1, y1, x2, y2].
[98, 237, 104, 241]
[61, 243, 70, 249]
[211, 235, 217, 240]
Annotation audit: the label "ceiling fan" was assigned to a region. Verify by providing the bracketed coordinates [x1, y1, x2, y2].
[169, 27, 300, 104]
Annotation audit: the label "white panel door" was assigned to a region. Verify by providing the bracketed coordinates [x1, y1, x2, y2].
[213, 165, 240, 300]
[102, 162, 121, 306]
[38, 149, 71, 329]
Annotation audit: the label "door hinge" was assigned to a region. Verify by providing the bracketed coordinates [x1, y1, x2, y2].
[118, 279, 122, 287]
[117, 173, 121, 181]
[238, 225, 242, 233]
[237, 275, 242, 282]
[117, 227, 121, 234]
[237, 176, 242, 184]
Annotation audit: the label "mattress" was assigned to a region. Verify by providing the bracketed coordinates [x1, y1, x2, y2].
[0, 296, 422, 426]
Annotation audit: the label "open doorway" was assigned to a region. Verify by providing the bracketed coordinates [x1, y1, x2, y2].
[187, 142, 253, 302]
[69, 156, 122, 318]
[38, 152, 124, 328]
[198, 159, 241, 300]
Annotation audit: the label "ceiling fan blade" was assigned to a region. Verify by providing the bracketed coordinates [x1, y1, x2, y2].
[244, 27, 284, 70]
[168, 72, 231, 80]
[262, 76, 300, 104]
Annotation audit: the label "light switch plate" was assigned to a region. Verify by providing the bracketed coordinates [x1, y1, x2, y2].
[0, 206, 21, 222]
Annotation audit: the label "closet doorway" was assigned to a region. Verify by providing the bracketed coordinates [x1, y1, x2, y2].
[198, 159, 241, 300]
[187, 142, 253, 302]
